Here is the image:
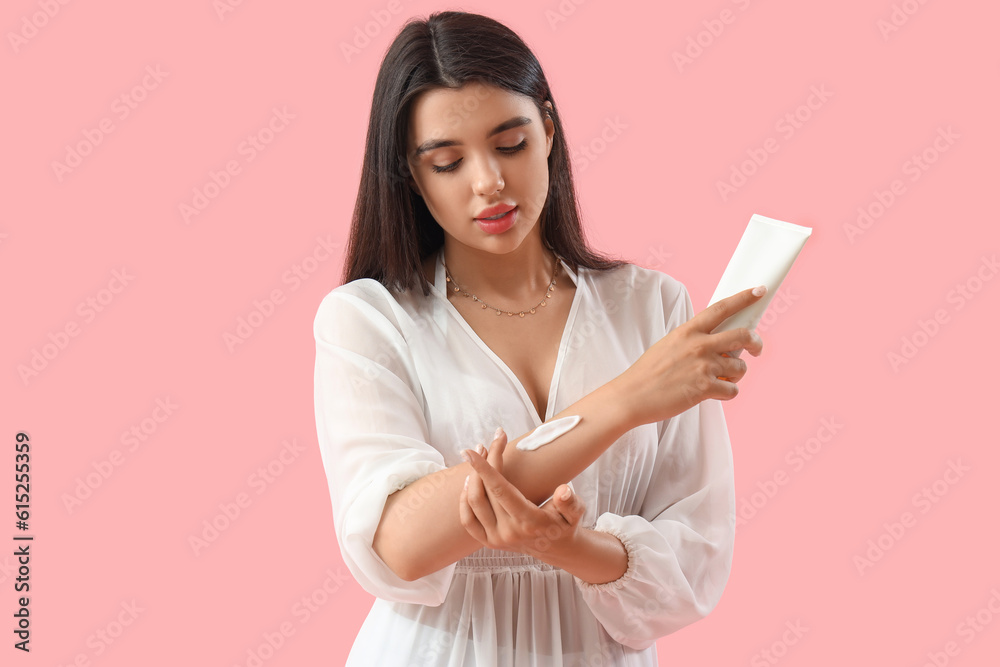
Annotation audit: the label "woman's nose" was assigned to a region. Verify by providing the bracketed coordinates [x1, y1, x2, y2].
[471, 156, 504, 195]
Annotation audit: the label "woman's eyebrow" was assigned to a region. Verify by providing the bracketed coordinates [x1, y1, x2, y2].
[412, 116, 532, 158]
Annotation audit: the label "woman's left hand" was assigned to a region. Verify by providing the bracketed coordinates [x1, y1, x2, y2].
[459, 428, 586, 559]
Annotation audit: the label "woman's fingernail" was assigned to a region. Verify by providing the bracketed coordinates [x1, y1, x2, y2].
[476, 443, 486, 456]
[494, 426, 504, 439]
[461, 449, 471, 463]
[560, 485, 572, 500]
[752, 285, 767, 297]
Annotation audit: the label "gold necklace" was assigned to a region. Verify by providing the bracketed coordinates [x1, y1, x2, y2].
[442, 252, 560, 318]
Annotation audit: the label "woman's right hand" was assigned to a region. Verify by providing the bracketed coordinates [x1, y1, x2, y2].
[611, 286, 767, 429]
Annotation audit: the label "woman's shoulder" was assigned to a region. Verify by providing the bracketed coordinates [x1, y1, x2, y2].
[313, 277, 418, 340]
[581, 260, 689, 305]
[321, 276, 395, 304]
[578, 260, 692, 335]
[316, 278, 389, 317]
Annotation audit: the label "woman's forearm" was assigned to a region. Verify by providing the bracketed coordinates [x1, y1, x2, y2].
[530, 527, 629, 585]
[501, 378, 637, 506]
[372, 378, 636, 582]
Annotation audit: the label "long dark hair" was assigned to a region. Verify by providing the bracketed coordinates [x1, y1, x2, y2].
[340, 10, 630, 297]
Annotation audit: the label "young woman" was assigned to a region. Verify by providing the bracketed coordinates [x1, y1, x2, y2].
[313, 10, 765, 666]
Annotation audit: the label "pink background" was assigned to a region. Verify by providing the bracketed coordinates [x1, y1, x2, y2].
[3, 0, 998, 665]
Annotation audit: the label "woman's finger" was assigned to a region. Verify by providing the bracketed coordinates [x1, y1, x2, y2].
[713, 327, 764, 358]
[693, 287, 767, 336]
[458, 474, 488, 544]
[715, 352, 748, 381]
[486, 427, 507, 474]
[463, 447, 525, 521]
[463, 463, 500, 530]
[551, 483, 586, 527]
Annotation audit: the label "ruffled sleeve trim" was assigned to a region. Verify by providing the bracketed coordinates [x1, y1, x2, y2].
[572, 519, 639, 593]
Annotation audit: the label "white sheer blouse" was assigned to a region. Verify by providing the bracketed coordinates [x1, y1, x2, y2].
[313, 248, 736, 666]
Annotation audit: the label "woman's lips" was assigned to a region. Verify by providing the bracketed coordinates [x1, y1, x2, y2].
[475, 206, 517, 234]
[475, 203, 516, 220]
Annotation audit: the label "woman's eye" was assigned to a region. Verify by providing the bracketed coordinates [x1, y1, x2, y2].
[430, 160, 460, 174]
[497, 139, 528, 154]
[430, 139, 528, 174]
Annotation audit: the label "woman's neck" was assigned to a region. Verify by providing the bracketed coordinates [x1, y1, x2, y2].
[442, 240, 557, 304]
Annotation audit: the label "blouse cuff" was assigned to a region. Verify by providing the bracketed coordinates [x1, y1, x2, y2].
[573, 513, 639, 593]
[338, 455, 455, 606]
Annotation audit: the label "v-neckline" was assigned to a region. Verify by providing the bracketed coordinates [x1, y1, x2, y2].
[431, 248, 583, 427]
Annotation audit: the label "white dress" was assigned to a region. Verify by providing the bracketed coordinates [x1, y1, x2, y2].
[312, 248, 736, 666]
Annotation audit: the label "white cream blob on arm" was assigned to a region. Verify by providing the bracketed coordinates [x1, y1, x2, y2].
[514, 415, 583, 508]
[515, 415, 582, 451]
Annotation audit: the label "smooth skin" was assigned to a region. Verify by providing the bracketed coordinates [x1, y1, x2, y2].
[372, 81, 765, 583]
[406, 81, 558, 305]
[456, 287, 765, 584]
[373, 286, 765, 583]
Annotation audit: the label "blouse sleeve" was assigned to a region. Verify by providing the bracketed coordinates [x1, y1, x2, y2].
[572, 280, 736, 651]
[313, 285, 455, 606]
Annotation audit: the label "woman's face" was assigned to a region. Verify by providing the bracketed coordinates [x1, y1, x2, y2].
[406, 82, 555, 254]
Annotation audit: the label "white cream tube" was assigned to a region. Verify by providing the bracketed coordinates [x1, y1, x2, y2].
[706, 214, 812, 358]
